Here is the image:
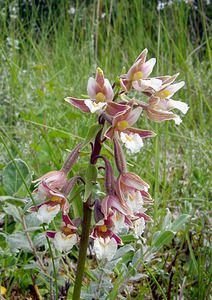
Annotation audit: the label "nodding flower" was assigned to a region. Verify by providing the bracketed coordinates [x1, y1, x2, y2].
[105, 106, 156, 154]
[65, 67, 114, 114]
[32, 170, 67, 191]
[91, 214, 122, 262]
[47, 214, 78, 252]
[116, 172, 153, 222]
[139, 74, 188, 125]
[29, 182, 70, 224]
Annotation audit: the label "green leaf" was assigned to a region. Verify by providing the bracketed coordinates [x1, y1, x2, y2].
[113, 244, 134, 260]
[82, 124, 102, 148]
[151, 230, 175, 252]
[161, 208, 172, 230]
[2, 159, 32, 197]
[70, 185, 83, 218]
[33, 233, 48, 248]
[7, 232, 31, 252]
[0, 196, 26, 204]
[170, 214, 190, 233]
[120, 234, 137, 243]
[3, 203, 22, 222]
[25, 212, 41, 228]
[83, 164, 97, 202]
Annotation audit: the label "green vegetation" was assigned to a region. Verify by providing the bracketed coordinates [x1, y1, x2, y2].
[0, 1, 211, 299]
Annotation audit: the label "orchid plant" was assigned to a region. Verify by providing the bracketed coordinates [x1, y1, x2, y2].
[28, 48, 188, 299]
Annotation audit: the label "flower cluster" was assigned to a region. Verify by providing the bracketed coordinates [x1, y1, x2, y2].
[29, 144, 82, 252]
[29, 49, 188, 261]
[91, 152, 153, 261]
[66, 48, 188, 154]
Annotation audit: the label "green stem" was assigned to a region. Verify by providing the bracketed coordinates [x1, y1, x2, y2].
[72, 200, 92, 299]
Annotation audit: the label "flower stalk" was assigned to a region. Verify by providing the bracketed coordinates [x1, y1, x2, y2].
[72, 198, 93, 300]
[73, 125, 104, 299]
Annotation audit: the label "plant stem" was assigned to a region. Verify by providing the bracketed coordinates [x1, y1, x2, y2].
[72, 199, 92, 299]
[73, 123, 104, 298]
[21, 214, 46, 273]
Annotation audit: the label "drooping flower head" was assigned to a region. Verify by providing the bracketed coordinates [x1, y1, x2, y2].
[32, 170, 67, 191]
[29, 182, 70, 224]
[116, 172, 153, 221]
[105, 106, 156, 154]
[47, 214, 78, 252]
[139, 74, 189, 125]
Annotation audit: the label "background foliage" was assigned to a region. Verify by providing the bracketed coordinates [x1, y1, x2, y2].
[0, 0, 211, 299]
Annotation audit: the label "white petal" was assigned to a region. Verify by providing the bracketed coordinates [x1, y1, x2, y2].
[93, 237, 117, 261]
[53, 232, 77, 252]
[174, 116, 182, 125]
[141, 58, 156, 78]
[37, 204, 60, 224]
[166, 81, 185, 98]
[104, 78, 114, 101]
[133, 78, 162, 92]
[84, 99, 107, 113]
[111, 211, 128, 234]
[36, 183, 48, 200]
[126, 190, 144, 214]
[168, 99, 189, 114]
[120, 132, 143, 154]
[134, 218, 145, 237]
[87, 77, 97, 100]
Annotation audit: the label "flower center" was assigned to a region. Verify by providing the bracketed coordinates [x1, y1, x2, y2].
[129, 192, 135, 201]
[115, 212, 121, 221]
[51, 196, 63, 204]
[155, 89, 171, 99]
[47, 205, 58, 212]
[61, 233, 71, 240]
[99, 225, 108, 232]
[132, 71, 143, 81]
[116, 120, 129, 131]
[125, 133, 133, 142]
[96, 92, 106, 102]
[62, 226, 73, 236]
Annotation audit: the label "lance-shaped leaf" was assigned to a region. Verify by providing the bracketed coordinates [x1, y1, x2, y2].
[83, 123, 102, 148]
[83, 164, 97, 202]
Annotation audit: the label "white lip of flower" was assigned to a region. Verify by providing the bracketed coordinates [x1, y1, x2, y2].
[126, 191, 144, 213]
[173, 116, 182, 125]
[134, 217, 145, 238]
[37, 204, 60, 224]
[169, 99, 189, 114]
[93, 237, 117, 261]
[84, 99, 107, 113]
[132, 78, 162, 91]
[53, 232, 77, 252]
[111, 211, 128, 234]
[120, 132, 144, 154]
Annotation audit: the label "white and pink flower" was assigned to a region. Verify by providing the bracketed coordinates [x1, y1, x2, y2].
[142, 74, 189, 125]
[93, 236, 118, 261]
[47, 214, 78, 252]
[104, 106, 156, 153]
[65, 67, 114, 114]
[121, 48, 161, 92]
